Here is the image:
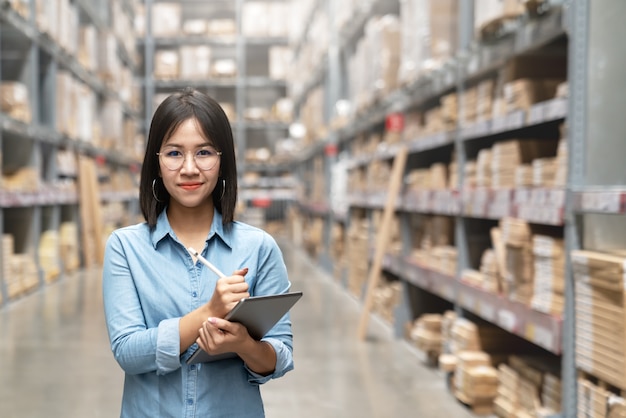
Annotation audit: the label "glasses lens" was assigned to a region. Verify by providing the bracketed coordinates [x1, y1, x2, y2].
[158, 147, 221, 171]
[194, 148, 220, 170]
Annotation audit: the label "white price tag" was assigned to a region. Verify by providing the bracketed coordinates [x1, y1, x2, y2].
[528, 103, 545, 124]
[506, 110, 525, 129]
[498, 310, 517, 331]
[479, 302, 496, 322]
[532, 324, 555, 352]
[546, 98, 568, 120]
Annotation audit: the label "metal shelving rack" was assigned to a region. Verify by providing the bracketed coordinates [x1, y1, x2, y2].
[0, 0, 141, 307]
[290, 0, 626, 416]
[141, 0, 296, 227]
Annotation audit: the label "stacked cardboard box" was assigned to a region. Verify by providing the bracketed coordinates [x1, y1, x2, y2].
[462, 86, 478, 123]
[154, 50, 180, 79]
[2, 235, 18, 299]
[531, 157, 558, 187]
[461, 268, 484, 288]
[408, 313, 444, 355]
[3, 233, 40, 299]
[151, 3, 182, 37]
[242, 2, 290, 38]
[371, 15, 402, 98]
[2, 168, 40, 192]
[502, 79, 562, 113]
[372, 278, 403, 324]
[474, 0, 525, 39]
[572, 250, 626, 390]
[454, 351, 498, 414]
[476, 148, 492, 188]
[491, 140, 558, 188]
[530, 235, 565, 316]
[494, 356, 561, 418]
[406, 163, 448, 190]
[476, 79, 496, 121]
[302, 217, 324, 260]
[398, 0, 428, 84]
[9, 0, 29, 17]
[269, 46, 292, 80]
[179, 46, 211, 79]
[515, 164, 534, 188]
[500, 218, 533, 303]
[430, 246, 458, 276]
[480, 248, 502, 293]
[441, 92, 458, 130]
[60, 222, 80, 273]
[541, 373, 562, 416]
[554, 136, 568, 187]
[347, 218, 370, 298]
[422, 106, 445, 134]
[493, 363, 519, 417]
[78, 25, 98, 72]
[463, 161, 478, 188]
[0, 82, 31, 123]
[578, 377, 626, 418]
[448, 152, 459, 189]
[39, 230, 61, 284]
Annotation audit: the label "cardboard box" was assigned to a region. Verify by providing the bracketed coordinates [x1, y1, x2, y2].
[152, 3, 181, 37]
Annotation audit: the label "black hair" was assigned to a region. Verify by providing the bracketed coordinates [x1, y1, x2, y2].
[139, 87, 238, 227]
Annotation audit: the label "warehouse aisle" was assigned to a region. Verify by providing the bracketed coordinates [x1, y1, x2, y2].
[0, 243, 477, 418]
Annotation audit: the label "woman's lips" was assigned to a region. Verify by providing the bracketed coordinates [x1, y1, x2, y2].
[180, 183, 202, 191]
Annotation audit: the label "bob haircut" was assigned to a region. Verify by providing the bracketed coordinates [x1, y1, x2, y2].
[139, 87, 238, 227]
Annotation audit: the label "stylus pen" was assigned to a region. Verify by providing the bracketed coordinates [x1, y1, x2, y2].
[187, 247, 227, 278]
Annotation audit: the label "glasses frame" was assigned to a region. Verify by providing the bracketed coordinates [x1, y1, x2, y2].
[157, 147, 223, 171]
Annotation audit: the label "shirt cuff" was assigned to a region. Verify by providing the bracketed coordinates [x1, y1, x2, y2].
[246, 337, 294, 384]
[156, 317, 182, 375]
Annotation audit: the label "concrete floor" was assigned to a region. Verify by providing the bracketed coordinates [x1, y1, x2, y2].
[0, 243, 479, 418]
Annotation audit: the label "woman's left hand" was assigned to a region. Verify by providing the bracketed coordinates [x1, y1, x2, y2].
[196, 317, 251, 356]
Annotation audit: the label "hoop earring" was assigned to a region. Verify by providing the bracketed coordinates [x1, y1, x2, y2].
[152, 178, 164, 202]
[220, 179, 225, 201]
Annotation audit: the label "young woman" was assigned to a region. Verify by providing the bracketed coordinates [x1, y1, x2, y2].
[103, 88, 294, 417]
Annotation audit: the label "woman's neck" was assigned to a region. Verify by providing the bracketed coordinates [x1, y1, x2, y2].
[167, 201, 214, 247]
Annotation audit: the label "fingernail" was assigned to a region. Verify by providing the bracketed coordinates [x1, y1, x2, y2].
[208, 317, 217, 324]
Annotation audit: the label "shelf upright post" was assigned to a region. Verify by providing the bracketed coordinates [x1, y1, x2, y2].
[24, 3, 44, 286]
[0, 12, 4, 306]
[562, 0, 589, 415]
[454, 0, 474, 316]
[319, 0, 339, 273]
[143, 0, 155, 135]
[235, 0, 247, 182]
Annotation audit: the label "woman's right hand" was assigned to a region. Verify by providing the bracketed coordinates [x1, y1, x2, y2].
[205, 268, 249, 318]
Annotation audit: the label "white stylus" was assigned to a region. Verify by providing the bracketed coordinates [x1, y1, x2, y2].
[188, 247, 227, 278]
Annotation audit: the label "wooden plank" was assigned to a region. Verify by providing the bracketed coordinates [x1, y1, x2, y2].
[78, 156, 105, 267]
[357, 147, 408, 340]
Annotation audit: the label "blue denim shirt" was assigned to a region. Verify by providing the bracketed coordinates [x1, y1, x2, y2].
[102, 209, 294, 418]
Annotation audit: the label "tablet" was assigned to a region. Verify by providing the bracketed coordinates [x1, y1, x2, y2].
[186, 291, 303, 364]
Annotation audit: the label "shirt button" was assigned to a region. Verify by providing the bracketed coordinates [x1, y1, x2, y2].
[187, 399, 194, 405]
[192, 291, 197, 297]
[189, 365, 196, 371]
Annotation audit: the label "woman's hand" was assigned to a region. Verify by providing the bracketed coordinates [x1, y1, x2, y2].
[205, 268, 249, 318]
[197, 317, 251, 356]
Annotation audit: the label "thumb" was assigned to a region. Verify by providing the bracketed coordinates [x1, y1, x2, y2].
[232, 267, 249, 277]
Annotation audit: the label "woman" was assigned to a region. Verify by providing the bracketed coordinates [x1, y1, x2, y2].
[103, 88, 294, 417]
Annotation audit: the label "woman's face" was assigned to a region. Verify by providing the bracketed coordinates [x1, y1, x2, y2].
[158, 117, 221, 210]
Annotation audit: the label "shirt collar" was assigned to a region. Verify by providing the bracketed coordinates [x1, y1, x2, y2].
[151, 208, 232, 249]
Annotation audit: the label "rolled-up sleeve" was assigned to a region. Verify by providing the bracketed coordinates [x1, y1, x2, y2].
[103, 232, 182, 376]
[244, 233, 295, 384]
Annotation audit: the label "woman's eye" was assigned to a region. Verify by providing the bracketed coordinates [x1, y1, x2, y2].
[166, 150, 182, 157]
[197, 149, 216, 157]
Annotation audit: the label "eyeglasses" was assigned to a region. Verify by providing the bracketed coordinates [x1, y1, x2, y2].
[157, 146, 222, 171]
